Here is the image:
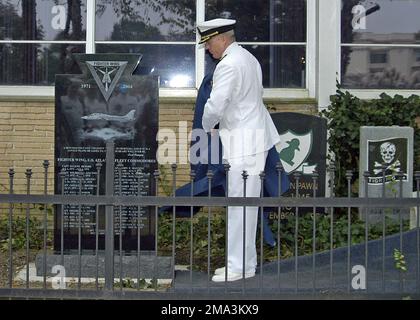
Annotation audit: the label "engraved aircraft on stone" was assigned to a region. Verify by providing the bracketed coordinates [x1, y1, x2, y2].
[81, 109, 136, 122]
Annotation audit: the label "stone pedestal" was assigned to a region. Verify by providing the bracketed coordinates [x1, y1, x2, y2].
[270, 112, 328, 220]
[359, 126, 414, 222]
[35, 252, 173, 279]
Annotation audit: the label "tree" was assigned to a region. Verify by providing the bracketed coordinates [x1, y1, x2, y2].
[205, 0, 306, 88]
[0, 1, 42, 84]
[52, 0, 85, 75]
[22, 0, 38, 84]
[341, 0, 359, 78]
[97, 0, 195, 40]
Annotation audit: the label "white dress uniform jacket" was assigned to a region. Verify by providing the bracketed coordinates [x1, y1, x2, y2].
[202, 42, 280, 160]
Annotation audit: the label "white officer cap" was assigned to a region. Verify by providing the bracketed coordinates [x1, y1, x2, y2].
[197, 18, 236, 44]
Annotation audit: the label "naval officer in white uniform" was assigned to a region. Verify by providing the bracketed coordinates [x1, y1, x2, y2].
[198, 18, 281, 282]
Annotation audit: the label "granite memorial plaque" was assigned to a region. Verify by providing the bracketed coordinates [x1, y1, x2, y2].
[270, 112, 328, 220]
[54, 54, 158, 252]
[359, 126, 414, 221]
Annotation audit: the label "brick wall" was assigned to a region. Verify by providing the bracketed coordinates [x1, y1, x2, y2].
[158, 103, 195, 193]
[0, 101, 55, 195]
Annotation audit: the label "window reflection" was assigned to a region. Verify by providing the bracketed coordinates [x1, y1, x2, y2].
[0, 0, 86, 85]
[96, 44, 195, 88]
[341, 0, 420, 89]
[341, 47, 420, 89]
[342, 0, 420, 44]
[0, 43, 84, 85]
[96, 0, 196, 41]
[0, 0, 86, 41]
[205, 0, 306, 89]
[245, 45, 306, 88]
[205, 45, 306, 88]
[205, 0, 306, 42]
[169, 74, 192, 88]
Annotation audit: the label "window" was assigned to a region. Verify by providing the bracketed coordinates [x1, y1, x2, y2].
[3, 1, 420, 102]
[370, 51, 387, 64]
[416, 49, 420, 62]
[205, 0, 307, 88]
[0, 0, 86, 85]
[95, 0, 196, 88]
[341, 0, 420, 89]
[0, 0, 309, 92]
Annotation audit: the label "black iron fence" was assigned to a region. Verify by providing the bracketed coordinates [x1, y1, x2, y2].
[0, 143, 419, 299]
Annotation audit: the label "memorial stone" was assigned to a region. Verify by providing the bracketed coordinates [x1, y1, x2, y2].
[270, 112, 328, 220]
[54, 54, 158, 252]
[359, 126, 414, 222]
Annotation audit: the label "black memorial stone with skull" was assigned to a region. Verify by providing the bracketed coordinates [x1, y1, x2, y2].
[367, 137, 408, 184]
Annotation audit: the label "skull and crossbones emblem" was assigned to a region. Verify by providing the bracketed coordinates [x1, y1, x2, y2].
[380, 142, 395, 163]
[373, 142, 401, 174]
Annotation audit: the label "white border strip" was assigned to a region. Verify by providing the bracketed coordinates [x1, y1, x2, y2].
[341, 43, 420, 48]
[196, 0, 205, 88]
[307, 0, 317, 98]
[0, 40, 86, 44]
[86, 0, 96, 53]
[94, 41, 307, 46]
[0, 86, 312, 100]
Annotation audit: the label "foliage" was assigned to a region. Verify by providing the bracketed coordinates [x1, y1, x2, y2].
[158, 165, 174, 196]
[157, 209, 409, 271]
[96, 0, 195, 37]
[115, 277, 158, 289]
[0, 204, 54, 252]
[393, 249, 407, 272]
[264, 211, 408, 259]
[0, 216, 52, 252]
[320, 83, 420, 196]
[158, 212, 226, 270]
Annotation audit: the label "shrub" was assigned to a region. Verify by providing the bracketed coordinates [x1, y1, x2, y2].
[320, 83, 420, 196]
[0, 216, 48, 251]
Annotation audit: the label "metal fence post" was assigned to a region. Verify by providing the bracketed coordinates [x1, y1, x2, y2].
[415, 171, 420, 294]
[294, 171, 301, 293]
[172, 163, 177, 286]
[224, 162, 230, 289]
[345, 170, 352, 293]
[207, 169, 213, 290]
[276, 162, 283, 293]
[189, 169, 195, 292]
[25, 169, 32, 289]
[105, 141, 115, 290]
[312, 170, 319, 294]
[363, 170, 370, 293]
[153, 170, 160, 291]
[242, 170, 248, 293]
[117, 163, 123, 290]
[8, 168, 14, 288]
[259, 170, 265, 294]
[42, 160, 49, 289]
[329, 163, 336, 292]
[95, 162, 102, 290]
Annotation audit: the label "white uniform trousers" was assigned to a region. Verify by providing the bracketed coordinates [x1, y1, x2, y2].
[226, 151, 268, 274]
